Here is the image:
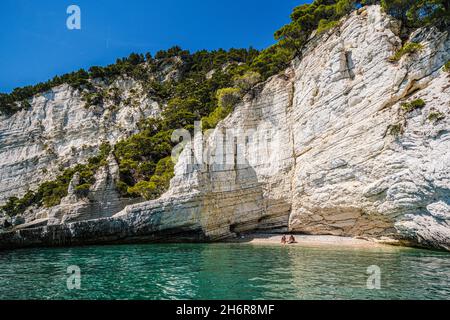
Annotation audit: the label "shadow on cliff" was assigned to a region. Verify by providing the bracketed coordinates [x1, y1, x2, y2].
[194, 134, 291, 240]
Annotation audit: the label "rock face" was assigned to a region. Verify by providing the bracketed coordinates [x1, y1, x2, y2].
[0, 6, 449, 250]
[0, 77, 159, 223]
[44, 155, 140, 226]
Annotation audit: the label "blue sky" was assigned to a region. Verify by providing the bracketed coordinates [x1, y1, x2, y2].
[0, 0, 306, 93]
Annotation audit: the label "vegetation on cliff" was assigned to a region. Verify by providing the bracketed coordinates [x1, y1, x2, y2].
[401, 98, 426, 112]
[380, 0, 449, 29]
[1, 0, 448, 116]
[427, 110, 445, 122]
[0, 143, 111, 217]
[444, 61, 450, 72]
[275, 0, 448, 54]
[113, 48, 262, 199]
[389, 42, 424, 62]
[1, 0, 449, 215]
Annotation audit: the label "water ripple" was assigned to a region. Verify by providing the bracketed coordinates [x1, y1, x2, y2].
[0, 243, 449, 300]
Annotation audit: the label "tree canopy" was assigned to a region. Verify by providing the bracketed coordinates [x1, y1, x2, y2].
[274, 0, 448, 59]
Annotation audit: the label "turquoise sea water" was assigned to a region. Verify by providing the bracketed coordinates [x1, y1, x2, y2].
[0, 243, 449, 300]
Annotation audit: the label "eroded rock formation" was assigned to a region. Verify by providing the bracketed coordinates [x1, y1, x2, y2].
[0, 6, 449, 250]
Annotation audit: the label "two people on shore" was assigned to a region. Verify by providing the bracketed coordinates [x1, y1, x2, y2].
[281, 235, 297, 245]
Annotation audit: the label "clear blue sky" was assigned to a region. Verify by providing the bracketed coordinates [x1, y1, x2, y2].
[0, 0, 306, 93]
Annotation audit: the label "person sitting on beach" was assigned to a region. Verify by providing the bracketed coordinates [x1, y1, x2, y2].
[288, 235, 297, 244]
[281, 235, 287, 245]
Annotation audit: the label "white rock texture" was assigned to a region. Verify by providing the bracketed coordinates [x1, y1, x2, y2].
[0, 6, 449, 250]
[43, 154, 140, 226]
[116, 5, 450, 249]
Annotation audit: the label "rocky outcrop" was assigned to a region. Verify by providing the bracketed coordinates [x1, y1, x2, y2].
[43, 155, 140, 226]
[0, 78, 160, 206]
[287, 8, 450, 249]
[0, 6, 449, 250]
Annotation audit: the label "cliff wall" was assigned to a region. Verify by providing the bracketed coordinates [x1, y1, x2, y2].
[1, 6, 449, 250]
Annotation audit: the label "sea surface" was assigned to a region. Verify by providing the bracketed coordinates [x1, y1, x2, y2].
[0, 243, 449, 300]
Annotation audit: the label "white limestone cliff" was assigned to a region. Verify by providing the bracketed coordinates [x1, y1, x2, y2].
[0, 5, 449, 250]
[114, 5, 450, 249]
[0, 77, 159, 221]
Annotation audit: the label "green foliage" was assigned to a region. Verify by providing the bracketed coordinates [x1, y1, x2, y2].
[112, 48, 265, 197]
[162, 98, 200, 129]
[389, 42, 424, 62]
[115, 181, 130, 196]
[401, 98, 426, 112]
[202, 105, 230, 131]
[2, 1, 449, 117]
[114, 128, 172, 187]
[3, 1, 448, 216]
[444, 61, 450, 72]
[249, 45, 293, 80]
[381, 0, 417, 23]
[317, 19, 340, 34]
[0, 52, 151, 115]
[427, 110, 445, 122]
[0, 142, 111, 217]
[233, 71, 262, 92]
[0, 69, 91, 115]
[127, 180, 158, 200]
[74, 184, 92, 197]
[272, 0, 448, 70]
[274, 0, 359, 57]
[216, 88, 241, 109]
[388, 123, 404, 136]
[127, 157, 174, 200]
[381, 0, 449, 28]
[155, 46, 190, 60]
[82, 91, 104, 108]
[201, 88, 241, 131]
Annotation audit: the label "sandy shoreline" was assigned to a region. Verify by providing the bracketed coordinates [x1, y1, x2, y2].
[230, 233, 402, 250]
